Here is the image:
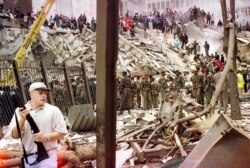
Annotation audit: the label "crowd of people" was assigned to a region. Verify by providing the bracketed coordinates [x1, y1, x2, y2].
[43, 14, 96, 33]
[117, 71, 185, 114]
[116, 6, 250, 114]
[116, 47, 250, 115]
[116, 50, 227, 114]
[0, 5, 97, 33]
[119, 6, 227, 36]
[1, 4, 250, 115]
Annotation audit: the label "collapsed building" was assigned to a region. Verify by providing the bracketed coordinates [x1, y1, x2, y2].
[1, 7, 250, 168]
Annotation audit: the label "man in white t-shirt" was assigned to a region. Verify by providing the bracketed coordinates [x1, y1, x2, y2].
[9, 82, 68, 168]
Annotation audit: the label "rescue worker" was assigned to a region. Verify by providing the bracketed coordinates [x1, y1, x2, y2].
[150, 77, 160, 109]
[116, 77, 121, 110]
[237, 69, 245, 98]
[193, 40, 198, 55]
[191, 69, 204, 105]
[135, 76, 141, 109]
[180, 32, 188, 49]
[119, 71, 131, 114]
[174, 70, 185, 91]
[158, 71, 168, 103]
[204, 69, 215, 106]
[130, 76, 137, 109]
[204, 41, 210, 56]
[130, 21, 135, 37]
[140, 75, 151, 110]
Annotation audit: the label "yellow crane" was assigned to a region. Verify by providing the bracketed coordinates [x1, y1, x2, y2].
[0, 0, 54, 86]
[15, 0, 55, 66]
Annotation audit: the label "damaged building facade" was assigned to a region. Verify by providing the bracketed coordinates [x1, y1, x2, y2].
[1, 0, 250, 167]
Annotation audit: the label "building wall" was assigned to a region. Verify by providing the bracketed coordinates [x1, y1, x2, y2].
[3, 0, 32, 13]
[143, 0, 250, 21]
[123, 0, 146, 15]
[32, 0, 96, 21]
[72, 0, 96, 20]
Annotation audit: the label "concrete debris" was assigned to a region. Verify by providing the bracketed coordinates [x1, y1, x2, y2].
[68, 104, 96, 132]
[185, 22, 224, 54]
[0, 28, 25, 56]
[1, 24, 199, 76]
[180, 114, 250, 168]
[1, 14, 250, 168]
[142, 113, 157, 122]
[1, 19, 225, 78]
[116, 149, 134, 168]
[238, 43, 250, 63]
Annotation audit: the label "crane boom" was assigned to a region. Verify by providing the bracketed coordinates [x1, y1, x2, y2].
[15, 0, 55, 66]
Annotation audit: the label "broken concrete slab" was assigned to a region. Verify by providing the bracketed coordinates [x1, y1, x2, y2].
[180, 114, 250, 168]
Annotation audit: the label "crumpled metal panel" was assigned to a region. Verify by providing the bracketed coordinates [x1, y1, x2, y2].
[180, 114, 250, 168]
[68, 104, 96, 132]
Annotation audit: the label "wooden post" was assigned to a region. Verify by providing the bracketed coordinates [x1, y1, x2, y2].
[220, 0, 228, 28]
[119, 0, 123, 16]
[228, 0, 241, 120]
[220, 0, 229, 114]
[230, 0, 235, 22]
[96, 0, 119, 167]
[220, 0, 229, 53]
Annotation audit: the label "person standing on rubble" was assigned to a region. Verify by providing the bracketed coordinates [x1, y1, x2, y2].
[193, 40, 198, 55]
[180, 32, 188, 49]
[217, 19, 223, 29]
[162, 18, 169, 42]
[204, 69, 215, 107]
[91, 17, 96, 32]
[135, 76, 142, 109]
[119, 71, 131, 114]
[78, 14, 84, 33]
[8, 82, 68, 168]
[237, 69, 245, 98]
[140, 75, 151, 110]
[206, 12, 211, 25]
[130, 76, 137, 109]
[174, 70, 185, 91]
[158, 71, 168, 104]
[150, 77, 160, 109]
[191, 69, 204, 105]
[130, 20, 135, 37]
[211, 14, 215, 26]
[204, 41, 210, 57]
[116, 76, 121, 110]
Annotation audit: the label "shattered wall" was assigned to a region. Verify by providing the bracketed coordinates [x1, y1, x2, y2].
[32, 0, 96, 20]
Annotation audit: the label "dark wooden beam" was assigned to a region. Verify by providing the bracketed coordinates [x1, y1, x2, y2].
[220, 0, 228, 28]
[96, 0, 119, 167]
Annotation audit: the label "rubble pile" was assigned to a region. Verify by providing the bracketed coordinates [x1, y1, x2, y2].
[37, 27, 189, 76]
[0, 28, 24, 56]
[185, 22, 224, 54]
[1, 15, 250, 167]
[0, 16, 227, 78]
[115, 92, 202, 166]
